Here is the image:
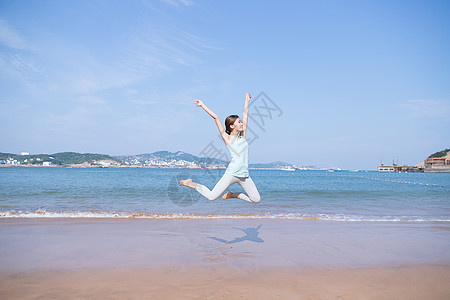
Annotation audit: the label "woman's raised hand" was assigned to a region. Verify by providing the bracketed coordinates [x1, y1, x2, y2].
[246, 92, 251, 101]
[195, 99, 204, 107]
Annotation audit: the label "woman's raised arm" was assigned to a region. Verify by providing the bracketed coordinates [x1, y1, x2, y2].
[242, 92, 251, 138]
[195, 99, 231, 145]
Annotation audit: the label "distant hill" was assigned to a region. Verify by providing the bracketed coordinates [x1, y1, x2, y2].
[428, 149, 450, 158]
[0, 152, 121, 165]
[1, 150, 301, 169]
[249, 161, 294, 169]
[116, 151, 229, 167]
[116, 152, 302, 169]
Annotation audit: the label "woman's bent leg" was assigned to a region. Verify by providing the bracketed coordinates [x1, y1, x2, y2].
[237, 176, 261, 204]
[195, 173, 237, 201]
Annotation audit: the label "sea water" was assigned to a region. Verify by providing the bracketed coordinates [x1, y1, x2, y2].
[0, 167, 449, 221]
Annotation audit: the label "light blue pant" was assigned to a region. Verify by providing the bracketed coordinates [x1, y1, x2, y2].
[195, 173, 261, 204]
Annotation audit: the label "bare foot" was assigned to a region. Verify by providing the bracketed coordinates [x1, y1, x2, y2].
[179, 178, 192, 187]
[222, 191, 235, 199]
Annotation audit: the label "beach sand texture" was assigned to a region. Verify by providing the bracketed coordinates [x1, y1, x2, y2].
[1, 218, 449, 299]
[1, 265, 450, 299]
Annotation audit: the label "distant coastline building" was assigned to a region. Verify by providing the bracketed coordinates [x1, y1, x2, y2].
[377, 159, 403, 172]
[423, 150, 450, 173]
[378, 149, 450, 173]
[20, 152, 29, 155]
[424, 156, 450, 167]
[377, 164, 395, 172]
[377, 164, 422, 172]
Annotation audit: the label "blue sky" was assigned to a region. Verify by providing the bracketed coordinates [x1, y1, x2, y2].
[1, 0, 449, 170]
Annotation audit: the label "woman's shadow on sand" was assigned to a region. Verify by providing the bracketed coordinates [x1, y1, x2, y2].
[207, 225, 264, 244]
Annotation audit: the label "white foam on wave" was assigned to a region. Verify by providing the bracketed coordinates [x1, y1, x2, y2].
[0, 209, 449, 222]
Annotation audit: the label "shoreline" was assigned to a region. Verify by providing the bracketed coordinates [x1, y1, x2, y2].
[1, 213, 450, 222]
[0, 164, 327, 170]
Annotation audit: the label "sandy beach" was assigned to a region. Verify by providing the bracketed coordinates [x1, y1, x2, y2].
[1, 218, 449, 299]
[1, 264, 450, 299]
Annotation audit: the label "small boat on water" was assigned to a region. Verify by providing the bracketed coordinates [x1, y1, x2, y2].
[281, 167, 296, 171]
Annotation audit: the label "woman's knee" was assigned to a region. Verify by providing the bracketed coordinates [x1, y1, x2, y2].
[250, 194, 261, 204]
[206, 193, 221, 201]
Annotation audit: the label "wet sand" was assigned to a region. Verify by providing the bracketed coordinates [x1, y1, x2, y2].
[1, 218, 450, 299]
[1, 264, 450, 299]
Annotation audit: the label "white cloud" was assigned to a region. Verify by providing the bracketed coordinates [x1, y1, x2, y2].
[1, 1, 220, 148]
[117, 12, 219, 78]
[10, 54, 43, 77]
[400, 99, 450, 121]
[1, 2, 219, 105]
[158, 0, 195, 7]
[0, 18, 27, 49]
[0, 53, 43, 80]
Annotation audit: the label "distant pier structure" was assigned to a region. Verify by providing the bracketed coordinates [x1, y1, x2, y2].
[377, 162, 423, 173]
[378, 149, 450, 173]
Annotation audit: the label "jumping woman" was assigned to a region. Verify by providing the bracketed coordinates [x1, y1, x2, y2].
[179, 92, 261, 204]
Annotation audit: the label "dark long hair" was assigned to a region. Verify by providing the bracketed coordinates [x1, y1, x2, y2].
[225, 115, 239, 135]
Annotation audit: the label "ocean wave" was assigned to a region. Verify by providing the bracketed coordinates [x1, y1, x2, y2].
[0, 209, 449, 222]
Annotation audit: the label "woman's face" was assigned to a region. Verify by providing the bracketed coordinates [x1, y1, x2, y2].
[232, 118, 244, 132]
